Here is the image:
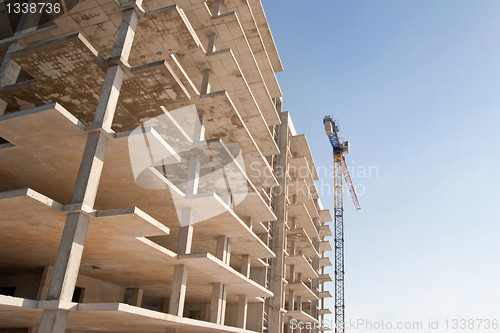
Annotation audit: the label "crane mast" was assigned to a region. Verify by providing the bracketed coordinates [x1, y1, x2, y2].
[323, 116, 360, 333]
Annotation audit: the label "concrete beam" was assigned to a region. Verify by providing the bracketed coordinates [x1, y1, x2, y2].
[168, 265, 188, 317]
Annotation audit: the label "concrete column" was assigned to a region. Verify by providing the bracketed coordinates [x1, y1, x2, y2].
[38, 310, 69, 333]
[216, 235, 230, 264]
[185, 156, 201, 196]
[210, 283, 226, 324]
[168, 265, 188, 316]
[220, 284, 227, 325]
[162, 297, 169, 313]
[92, 9, 138, 131]
[38, 9, 138, 333]
[0, 99, 7, 116]
[212, 0, 222, 16]
[201, 69, 212, 95]
[296, 273, 302, 283]
[297, 296, 302, 311]
[290, 217, 296, 229]
[241, 255, 251, 278]
[313, 217, 319, 232]
[244, 216, 253, 230]
[289, 265, 295, 283]
[269, 112, 291, 333]
[46, 212, 91, 302]
[70, 131, 109, 207]
[91, 65, 125, 132]
[36, 266, 53, 301]
[312, 237, 319, 253]
[200, 302, 210, 321]
[290, 240, 296, 255]
[130, 288, 143, 307]
[207, 33, 217, 53]
[287, 290, 294, 311]
[111, 9, 138, 63]
[0, 43, 22, 88]
[178, 208, 194, 254]
[236, 294, 248, 329]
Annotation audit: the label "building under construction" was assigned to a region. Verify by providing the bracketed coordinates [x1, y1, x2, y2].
[0, 0, 333, 332]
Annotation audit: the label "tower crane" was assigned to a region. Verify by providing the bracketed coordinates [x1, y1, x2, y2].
[323, 116, 360, 333]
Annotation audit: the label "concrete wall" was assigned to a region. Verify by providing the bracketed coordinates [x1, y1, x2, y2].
[0, 268, 43, 299]
[75, 274, 125, 303]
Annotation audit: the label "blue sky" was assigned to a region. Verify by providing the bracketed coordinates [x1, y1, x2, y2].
[263, 1, 500, 331]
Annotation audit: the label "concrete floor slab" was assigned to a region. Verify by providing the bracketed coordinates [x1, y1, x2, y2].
[174, 46, 278, 157]
[285, 282, 318, 302]
[286, 255, 318, 280]
[318, 308, 332, 316]
[318, 291, 332, 299]
[319, 209, 332, 223]
[1, 34, 191, 131]
[289, 157, 318, 199]
[287, 229, 319, 259]
[288, 179, 319, 219]
[217, 0, 282, 99]
[319, 257, 332, 269]
[189, 9, 280, 126]
[0, 103, 275, 237]
[284, 310, 318, 323]
[288, 203, 318, 239]
[319, 241, 332, 253]
[0, 295, 256, 332]
[319, 225, 332, 238]
[290, 135, 319, 181]
[0, 188, 271, 302]
[318, 274, 332, 283]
